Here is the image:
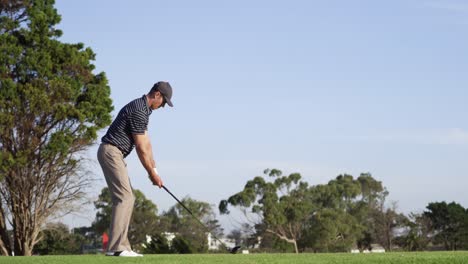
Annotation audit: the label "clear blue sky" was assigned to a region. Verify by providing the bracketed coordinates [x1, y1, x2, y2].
[54, 0, 468, 229]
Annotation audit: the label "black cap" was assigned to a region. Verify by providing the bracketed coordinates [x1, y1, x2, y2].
[151, 81, 173, 107]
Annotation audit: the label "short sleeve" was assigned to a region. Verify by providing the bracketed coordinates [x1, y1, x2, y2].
[129, 111, 148, 135]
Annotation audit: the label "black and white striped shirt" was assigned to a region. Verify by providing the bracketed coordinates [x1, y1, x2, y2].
[102, 95, 152, 157]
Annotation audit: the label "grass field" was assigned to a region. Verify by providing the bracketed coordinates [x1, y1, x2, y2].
[1, 252, 468, 264]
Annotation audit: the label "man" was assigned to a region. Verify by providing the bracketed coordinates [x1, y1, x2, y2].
[97, 81, 173, 257]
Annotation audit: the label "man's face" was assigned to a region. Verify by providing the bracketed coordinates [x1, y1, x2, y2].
[151, 92, 166, 110]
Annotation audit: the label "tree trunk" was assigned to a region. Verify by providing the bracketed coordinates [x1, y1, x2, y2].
[386, 224, 392, 252]
[266, 229, 299, 254]
[14, 235, 32, 256]
[0, 212, 12, 255]
[13, 218, 36, 256]
[0, 239, 11, 256]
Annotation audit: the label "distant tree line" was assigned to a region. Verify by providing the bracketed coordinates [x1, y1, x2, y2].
[220, 169, 468, 253]
[31, 169, 468, 255]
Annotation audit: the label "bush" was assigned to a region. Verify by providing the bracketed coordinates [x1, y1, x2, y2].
[172, 236, 193, 254]
[142, 234, 173, 254]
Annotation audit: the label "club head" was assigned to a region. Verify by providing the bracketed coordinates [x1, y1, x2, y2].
[229, 246, 241, 254]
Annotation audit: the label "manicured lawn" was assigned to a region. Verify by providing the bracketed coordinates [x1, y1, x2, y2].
[1, 251, 468, 264]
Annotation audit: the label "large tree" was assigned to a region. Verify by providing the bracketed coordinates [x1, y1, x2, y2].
[305, 174, 367, 252]
[219, 169, 312, 253]
[424, 201, 468, 250]
[313, 173, 401, 252]
[0, 0, 113, 255]
[220, 171, 398, 253]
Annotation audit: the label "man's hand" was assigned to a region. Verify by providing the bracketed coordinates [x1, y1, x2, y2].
[150, 173, 163, 188]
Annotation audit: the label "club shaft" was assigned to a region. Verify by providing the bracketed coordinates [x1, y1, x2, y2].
[162, 185, 230, 252]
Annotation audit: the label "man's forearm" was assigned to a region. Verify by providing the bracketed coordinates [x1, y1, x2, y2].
[136, 144, 156, 176]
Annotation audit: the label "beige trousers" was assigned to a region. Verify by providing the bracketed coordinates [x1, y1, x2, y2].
[97, 143, 135, 252]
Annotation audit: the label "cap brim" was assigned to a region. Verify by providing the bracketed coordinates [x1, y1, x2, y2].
[164, 96, 173, 107]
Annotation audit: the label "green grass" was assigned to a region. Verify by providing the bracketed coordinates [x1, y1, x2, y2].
[1, 252, 468, 264]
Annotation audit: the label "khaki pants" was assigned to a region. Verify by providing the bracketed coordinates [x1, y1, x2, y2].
[97, 143, 135, 252]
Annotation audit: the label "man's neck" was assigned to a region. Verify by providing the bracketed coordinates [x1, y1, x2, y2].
[144, 94, 153, 111]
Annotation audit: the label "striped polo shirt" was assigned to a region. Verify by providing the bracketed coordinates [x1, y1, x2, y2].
[102, 95, 152, 157]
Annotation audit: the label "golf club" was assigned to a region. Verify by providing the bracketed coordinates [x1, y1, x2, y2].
[162, 185, 241, 254]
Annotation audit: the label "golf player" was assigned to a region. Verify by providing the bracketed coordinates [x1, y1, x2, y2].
[97, 81, 173, 257]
